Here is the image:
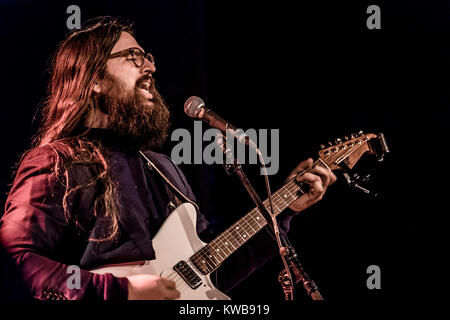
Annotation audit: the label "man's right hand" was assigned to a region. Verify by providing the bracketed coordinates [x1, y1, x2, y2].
[126, 274, 180, 300]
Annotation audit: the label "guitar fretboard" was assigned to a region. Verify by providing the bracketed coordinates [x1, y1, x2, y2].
[190, 159, 329, 275]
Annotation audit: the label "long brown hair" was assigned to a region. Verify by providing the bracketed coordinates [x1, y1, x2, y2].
[33, 17, 134, 241]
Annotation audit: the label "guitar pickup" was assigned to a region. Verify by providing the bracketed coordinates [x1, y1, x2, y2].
[173, 260, 203, 289]
[368, 132, 390, 162]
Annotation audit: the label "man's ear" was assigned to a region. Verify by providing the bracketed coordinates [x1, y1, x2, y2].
[93, 81, 101, 94]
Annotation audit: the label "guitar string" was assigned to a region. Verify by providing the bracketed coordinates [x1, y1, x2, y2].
[165, 270, 202, 293]
[165, 146, 359, 290]
[189, 186, 295, 271]
[177, 262, 205, 284]
[190, 170, 302, 270]
[193, 214, 259, 272]
[188, 153, 336, 271]
[197, 192, 288, 267]
[166, 260, 204, 285]
[166, 152, 338, 289]
[200, 182, 301, 267]
[190, 174, 306, 270]
[165, 272, 191, 289]
[202, 208, 270, 265]
[109, 146, 355, 293]
[206, 149, 337, 270]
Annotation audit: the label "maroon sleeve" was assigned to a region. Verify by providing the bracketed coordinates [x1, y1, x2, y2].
[0, 146, 129, 300]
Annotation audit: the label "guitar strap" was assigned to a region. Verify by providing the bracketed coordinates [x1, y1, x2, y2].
[138, 151, 200, 213]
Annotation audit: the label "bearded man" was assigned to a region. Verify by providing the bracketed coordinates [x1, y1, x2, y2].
[0, 17, 336, 300]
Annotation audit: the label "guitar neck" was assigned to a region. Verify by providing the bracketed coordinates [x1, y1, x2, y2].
[190, 159, 330, 275]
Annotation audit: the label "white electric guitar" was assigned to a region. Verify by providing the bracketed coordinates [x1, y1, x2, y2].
[92, 132, 388, 299]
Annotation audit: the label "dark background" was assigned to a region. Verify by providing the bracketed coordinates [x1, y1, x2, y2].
[0, 0, 445, 302]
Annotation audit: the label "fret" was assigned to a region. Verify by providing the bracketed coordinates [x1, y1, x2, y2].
[275, 193, 287, 209]
[224, 229, 239, 250]
[208, 212, 263, 263]
[221, 239, 233, 255]
[251, 210, 265, 229]
[234, 221, 250, 242]
[215, 232, 235, 257]
[225, 228, 242, 251]
[211, 234, 233, 259]
[192, 249, 216, 274]
[209, 242, 225, 262]
[316, 158, 330, 170]
[216, 235, 233, 255]
[247, 214, 262, 233]
[242, 214, 257, 235]
[271, 200, 281, 214]
[214, 233, 236, 257]
[278, 191, 291, 206]
[189, 157, 333, 275]
[282, 182, 296, 200]
[229, 224, 245, 245]
[202, 246, 219, 266]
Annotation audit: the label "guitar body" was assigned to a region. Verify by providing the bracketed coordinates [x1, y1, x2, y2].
[92, 203, 230, 300]
[92, 131, 385, 300]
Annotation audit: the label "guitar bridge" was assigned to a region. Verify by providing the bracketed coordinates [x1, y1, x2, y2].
[173, 261, 203, 289]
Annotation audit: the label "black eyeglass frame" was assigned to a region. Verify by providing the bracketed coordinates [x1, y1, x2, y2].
[108, 47, 155, 68]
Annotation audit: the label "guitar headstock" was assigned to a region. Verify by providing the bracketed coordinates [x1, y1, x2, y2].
[318, 131, 389, 171]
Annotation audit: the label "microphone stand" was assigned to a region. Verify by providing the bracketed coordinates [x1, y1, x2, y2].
[220, 139, 276, 235]
[278, 236, 324, 300]
[218, 133, 324, 300]
[217, 134, 302, 300]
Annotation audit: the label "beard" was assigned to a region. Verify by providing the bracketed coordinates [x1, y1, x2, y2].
[96, 71, 170, 150]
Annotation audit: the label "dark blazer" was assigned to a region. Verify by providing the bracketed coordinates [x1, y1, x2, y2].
[0, 130, 293, 300]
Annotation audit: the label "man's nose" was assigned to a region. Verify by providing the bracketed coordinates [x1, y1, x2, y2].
[141, 57, 156, 74]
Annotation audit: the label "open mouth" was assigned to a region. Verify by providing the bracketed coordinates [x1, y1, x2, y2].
[139, 81, 154, 100]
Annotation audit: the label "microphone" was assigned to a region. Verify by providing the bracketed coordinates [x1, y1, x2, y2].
[184, 96, 258, 150]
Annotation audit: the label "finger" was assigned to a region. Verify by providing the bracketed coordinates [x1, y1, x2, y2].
[313, 166, 337, 186]
[308, 176, 324, 195]
[285, 158, 314, 183]
[329, 171, 337, 184]
[164, 288, 181, 300]
[309, 166, 331, 189]
[297, 158, 313, 171]
[289, 158, 313, 178]
[299, 173, 324, 200]
[311, 179, 324, 197]
[161, 278, 176, 289]
[296, 172, 321, 184]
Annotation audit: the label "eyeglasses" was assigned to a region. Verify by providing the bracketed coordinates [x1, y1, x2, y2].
[109, 47, 155, 68]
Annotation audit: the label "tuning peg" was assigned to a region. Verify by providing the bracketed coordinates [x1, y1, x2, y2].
[344, 136, 349, 140]
[328, 141, 333, 146]
[358, 130, 364, 136]
[350, 133, 357, 139]
[335, 138, 342, 144]
[320, 144, 326, 149]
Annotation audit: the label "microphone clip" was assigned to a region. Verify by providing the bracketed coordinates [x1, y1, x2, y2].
[214, 132, 242, 176]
